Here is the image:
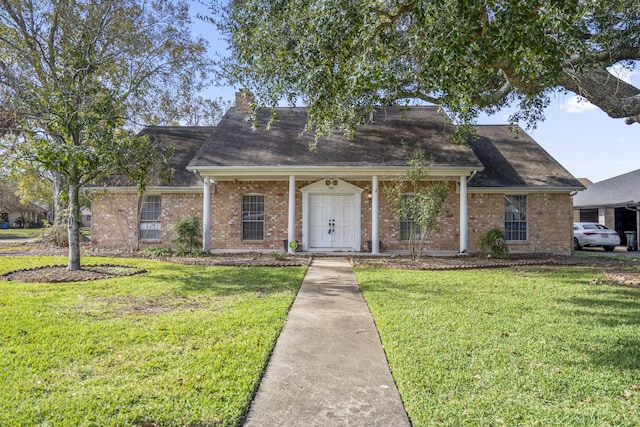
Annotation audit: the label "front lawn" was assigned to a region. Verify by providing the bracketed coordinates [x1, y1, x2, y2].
[0, 227, 45, 240]
[356, 266, 640, 426]
[0, 256, 305, 426]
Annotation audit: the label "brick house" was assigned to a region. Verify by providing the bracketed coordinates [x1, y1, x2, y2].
[90, 96, 583, 254]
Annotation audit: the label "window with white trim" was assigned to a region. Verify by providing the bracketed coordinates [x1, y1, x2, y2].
[140, 195, 161, 240]
[242, 194, 264, 241]
[400, 194, 422, 241]
[504, 195, 527, 241]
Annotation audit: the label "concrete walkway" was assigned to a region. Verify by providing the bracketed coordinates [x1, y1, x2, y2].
[243, 257, 411, 427]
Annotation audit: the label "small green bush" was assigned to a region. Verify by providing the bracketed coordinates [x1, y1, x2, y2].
[269, 251, 287, 261]
[478, 228, 509, 257]
[171, 216, 202, 255]
[144, 246, 173, 257]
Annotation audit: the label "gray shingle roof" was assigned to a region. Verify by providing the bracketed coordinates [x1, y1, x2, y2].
[139, 126, 215, 187]
[468, 126, 584, 189]
[98, 107, 582, 191]
[572, 168, 640, 208]
[0, 184, 47, 213]
[188, 107, 482, 169]
[187, 106, 581, 190]
[98, 126, 215, 188]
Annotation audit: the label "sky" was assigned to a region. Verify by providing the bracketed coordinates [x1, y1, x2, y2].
[191, 4, 639, 184]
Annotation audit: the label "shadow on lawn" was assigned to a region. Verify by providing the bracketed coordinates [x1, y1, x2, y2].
[563, 287, 640, 326]
[153, 264, 304, 297]
[562, 286, 640, 370]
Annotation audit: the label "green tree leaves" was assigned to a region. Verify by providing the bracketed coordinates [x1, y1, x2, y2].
[212, 0, 640, 137]
[0, 0, 213, 269]
[385, 147, 449, 261]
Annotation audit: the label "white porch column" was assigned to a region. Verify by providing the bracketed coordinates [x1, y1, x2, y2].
[202, 177, 211, 252]
[288, 175, 296, 254]
[371, 175, 380, 254]
[459, 175, 468, 254]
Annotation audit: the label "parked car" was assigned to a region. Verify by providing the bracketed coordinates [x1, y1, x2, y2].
[573, 222, 621, 251]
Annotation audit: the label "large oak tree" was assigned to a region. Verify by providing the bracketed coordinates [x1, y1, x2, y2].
[212, 0, 640, 138]
[0, 0, 213, 269]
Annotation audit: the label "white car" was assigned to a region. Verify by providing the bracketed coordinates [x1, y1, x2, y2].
[573, 222, 620, 251]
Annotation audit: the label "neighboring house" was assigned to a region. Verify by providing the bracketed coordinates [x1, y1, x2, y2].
[80, 208, 92, 228]
[90, 93, 583, 254]
[0, 184, 47, 228]
[572, 169, 640, 246]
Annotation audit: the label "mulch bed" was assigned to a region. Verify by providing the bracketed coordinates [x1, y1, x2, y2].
[350, 253, 640, 270]
[351, 253, 640, 287]
[2, 242, 640, 284]
[0, 264, 147, 283]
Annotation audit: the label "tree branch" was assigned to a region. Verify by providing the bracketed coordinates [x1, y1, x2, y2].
[561, 64, 640, 121]
[366, 1, 418, 47]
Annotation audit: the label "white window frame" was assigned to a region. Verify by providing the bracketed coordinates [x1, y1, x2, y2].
[504, 194, 527, 241]
[242, 194, 265, 241]
[140, 195, 161, 240]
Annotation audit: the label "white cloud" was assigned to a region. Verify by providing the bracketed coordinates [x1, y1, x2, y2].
[561, 95, 598, 114]
[608, 63, 639, 84]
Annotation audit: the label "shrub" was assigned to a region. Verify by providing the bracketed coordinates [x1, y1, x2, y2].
[171, 216, 202, 255]
[478, 228, 509, 257]
[269, 251, 287, 261]
[144, 246, 173, 257]
[41, 221, 68, 247]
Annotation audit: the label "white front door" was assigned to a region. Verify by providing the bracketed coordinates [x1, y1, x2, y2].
[309, 194, 355, 249]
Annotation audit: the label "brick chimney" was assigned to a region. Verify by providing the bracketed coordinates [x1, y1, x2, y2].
[235, 91, 253, 113]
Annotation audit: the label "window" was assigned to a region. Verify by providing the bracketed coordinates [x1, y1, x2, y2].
[400, 194, 422, 241]
[242, 194, 264, 240]
[140, 195, 161, 240]
[504, 195, 527, 241]
[400, 220, 422, 241]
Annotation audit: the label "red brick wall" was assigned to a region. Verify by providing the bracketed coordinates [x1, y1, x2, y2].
[91, 191, 202, 250]
[91, 192, 139, 249]
[467, 192, 573, 254]
[91, 181, 573, 254]
[210, 181, 302, 251]
[365, 180, 459, 251]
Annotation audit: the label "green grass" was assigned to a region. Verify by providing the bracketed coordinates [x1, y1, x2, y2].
[0, 227, 45, 239]
[356, 266, 640, 426]
[0, 256, 305, 426]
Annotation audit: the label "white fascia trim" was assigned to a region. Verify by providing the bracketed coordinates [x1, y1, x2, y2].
[86, 186, 203, 194]
[467, 187, 582, 194]
[574, 201, 637, 209]
[187, 165, 482, 179]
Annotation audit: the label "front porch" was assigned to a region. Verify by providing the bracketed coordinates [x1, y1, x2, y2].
[198, 174, 474, 255]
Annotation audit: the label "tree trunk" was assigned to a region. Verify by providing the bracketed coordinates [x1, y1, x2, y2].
[67, 180, 81, 271]
[52, 172, 67, 227]
[132, 193, 145, 251]
[51, 172, 68, 246]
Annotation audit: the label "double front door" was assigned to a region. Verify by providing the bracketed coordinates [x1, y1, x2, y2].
[309, 194, 355, 249]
